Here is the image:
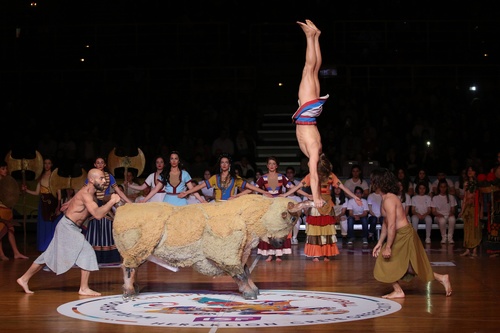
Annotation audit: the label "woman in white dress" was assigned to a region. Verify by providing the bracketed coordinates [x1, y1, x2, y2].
[127, 155, 166, 202]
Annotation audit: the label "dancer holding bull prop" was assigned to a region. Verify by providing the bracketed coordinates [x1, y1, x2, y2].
[84, 156, 132, 263]
[17, 168, 121, 295]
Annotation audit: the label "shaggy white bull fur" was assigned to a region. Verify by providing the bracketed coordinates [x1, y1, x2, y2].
[113, 194, 301, 299]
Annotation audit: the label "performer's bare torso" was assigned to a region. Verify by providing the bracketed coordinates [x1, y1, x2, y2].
[295, 124, 322, 158]
[64, 188, 95, 227]
[381, 193, 410, 230]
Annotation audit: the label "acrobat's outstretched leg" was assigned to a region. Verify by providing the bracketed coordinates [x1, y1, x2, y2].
[297, 20, 321, 104]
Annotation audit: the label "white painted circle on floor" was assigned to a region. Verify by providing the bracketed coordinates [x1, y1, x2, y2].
[57, 290, 401, 328]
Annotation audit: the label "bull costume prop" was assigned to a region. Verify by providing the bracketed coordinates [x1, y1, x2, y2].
[113, 195, 313, 300]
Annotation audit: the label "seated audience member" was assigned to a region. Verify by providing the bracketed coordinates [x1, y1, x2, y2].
[413, 168, 433, 197]
[234, 155, 256, 179]
[367, 187, 383, 242]
[431, 179, 457, 244]
[347, 186, 370, 246]
[396, 167, 414, 197]
[432, 171, 456, 197]
[410, 182, 433, 244]
[332, 186, 348, 240]
[344, 164, 370, 198]
[397, 180, 412, 222]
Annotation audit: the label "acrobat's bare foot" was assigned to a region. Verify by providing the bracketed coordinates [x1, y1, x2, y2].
[1, 255, 9, 261]
[17, 278, 34, 294]
[312, 257, 319, 262]
[324, 257, 330, 262]
[265, 256, 273, 262]
[297, 21, 317, 38]
[14, 254, 29, 259]
[276, 257, 282, 262]
[460, 249, 470, 257]
[79, 288, 101, 296]
[305, 19, 321, 35]
[382, 290, 405, 299]
[440, 274, 453, 296]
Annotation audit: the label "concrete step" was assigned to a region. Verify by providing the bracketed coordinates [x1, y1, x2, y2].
[257, 129, 296, 141]
[255, 144, 301, 156]
[255, 145, 300, 150]
[261, 113, 291, 119]
[254, 112, 301, 172]
[262, 119, 295, 128]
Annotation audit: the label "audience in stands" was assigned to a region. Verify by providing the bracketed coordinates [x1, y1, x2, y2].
[346, 186, 370, 246]
[343, 164, 370, 199]
[431, 179, 458, 244]
[410, 182, 433, 244]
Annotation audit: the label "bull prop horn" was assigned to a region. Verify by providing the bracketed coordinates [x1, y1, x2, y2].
[4, 150, 44, 253]
[107, 148, 146, 196]
[287, 200, 317, 214]
[49, 168, 88, 198]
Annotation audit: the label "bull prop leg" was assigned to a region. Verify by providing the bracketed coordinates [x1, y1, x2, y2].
[121, 266, 139, 301]
[121, 256, 179, 301]
[245, 264, 260, 296]
[232, 264, 259, 300]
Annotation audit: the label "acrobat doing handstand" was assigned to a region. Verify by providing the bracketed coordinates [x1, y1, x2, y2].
[293, 19, 329, 208]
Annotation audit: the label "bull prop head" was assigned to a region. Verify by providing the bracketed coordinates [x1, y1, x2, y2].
[266, 200, 316, 248]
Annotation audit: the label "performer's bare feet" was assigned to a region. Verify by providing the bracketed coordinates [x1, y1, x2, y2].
[265, 256, 273, 262]
[17, 278, 34, 294]
[1, 255, 9, 261]
[276, 257, 282, 262]
[14, 254, 29, 259]
[460, 249, 470, 256]
[312, 257, 319, 262]
[79, 288, 101, 296]
[324, 257, 330, 262]
[436, 274, 452, 296]
[305, 19, 321, 35]
[382, 290, 405, 299]
[297, 21, 318, 38]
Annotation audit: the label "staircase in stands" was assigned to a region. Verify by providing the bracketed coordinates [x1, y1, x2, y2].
[255, 111, 302, 172]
